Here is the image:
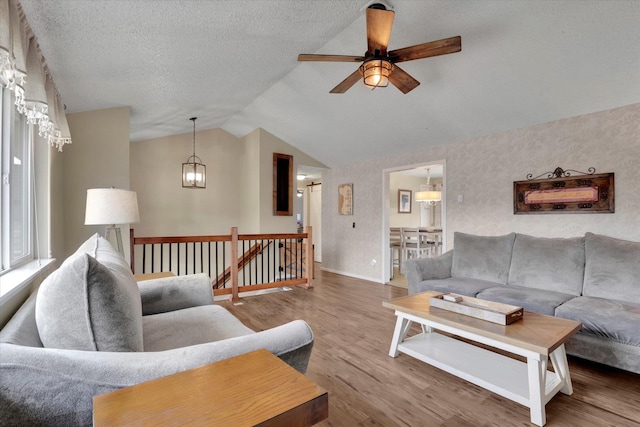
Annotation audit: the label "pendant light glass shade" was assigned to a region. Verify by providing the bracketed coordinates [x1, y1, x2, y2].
[415, 190, 441, 203]
[415, 168, 441, 205]
[182, 117, 206, 189]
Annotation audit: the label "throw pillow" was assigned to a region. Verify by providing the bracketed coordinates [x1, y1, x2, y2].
[36, 253, 144, 351]
[75, 233, 134, 279]
[451, 232, 516, 284]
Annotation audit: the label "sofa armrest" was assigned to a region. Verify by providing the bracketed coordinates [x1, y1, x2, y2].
[0, 320, 313, 426]
[138, 273, 214, 315]
[403, 251, 453, 295]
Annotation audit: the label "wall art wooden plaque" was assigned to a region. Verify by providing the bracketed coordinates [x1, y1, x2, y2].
[338, 183, 353, 215]
[513, 168, 614, 214]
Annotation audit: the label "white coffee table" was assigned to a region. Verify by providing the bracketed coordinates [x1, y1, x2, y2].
[383, 291, 582, 426]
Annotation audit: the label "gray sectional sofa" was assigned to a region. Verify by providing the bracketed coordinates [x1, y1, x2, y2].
[0, 234, 314, 426]
[404, 231, 640, 375]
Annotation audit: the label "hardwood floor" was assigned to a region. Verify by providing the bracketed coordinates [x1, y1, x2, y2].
[221, 265, 640, 427]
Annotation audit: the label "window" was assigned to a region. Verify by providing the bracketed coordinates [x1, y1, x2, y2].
[1, 87, 33, 273]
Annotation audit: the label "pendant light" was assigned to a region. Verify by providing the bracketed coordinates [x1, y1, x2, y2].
[415, 168, 441, 205]
[182, 117, 206, 189]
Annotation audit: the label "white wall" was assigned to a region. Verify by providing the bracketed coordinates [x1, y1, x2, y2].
[240, 129, 262, 232]
[323, 103, 640, 283]
[65, 107, 131, 258]
[257, 128, 326, 233]
[130, 126, 326, 238]
[130, 127, 247, 236]
[389, 174, 424, 227]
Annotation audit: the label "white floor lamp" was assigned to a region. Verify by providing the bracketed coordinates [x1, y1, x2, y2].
[85, 188, 140, 256]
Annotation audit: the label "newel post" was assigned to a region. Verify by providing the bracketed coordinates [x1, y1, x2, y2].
[230, 227, 240, 302]
[305, 226, 313, 289]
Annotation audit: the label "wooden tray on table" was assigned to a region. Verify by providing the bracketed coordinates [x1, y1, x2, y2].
[429, 293, 523, 325]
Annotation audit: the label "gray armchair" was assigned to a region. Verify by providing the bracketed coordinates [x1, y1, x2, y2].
[0, 235, 314, 426]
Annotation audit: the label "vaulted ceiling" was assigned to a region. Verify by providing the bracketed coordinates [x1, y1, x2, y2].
[20, 1, 640, 168]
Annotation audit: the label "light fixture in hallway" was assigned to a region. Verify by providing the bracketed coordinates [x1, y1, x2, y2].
[415, 168, 441, 205]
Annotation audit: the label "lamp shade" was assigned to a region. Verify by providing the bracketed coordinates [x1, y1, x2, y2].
[85, 188, 140, 225]
[415, 190, 441, 203]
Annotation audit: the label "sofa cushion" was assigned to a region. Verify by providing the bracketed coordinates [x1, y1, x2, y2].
[414, 277, 503, 297]
[142, 305, 254, 352]
[451, 232, 516, 285]
[556, 296, 640, 346]
[508, 234, 585, 296]
[476, 285, 576, 316]
[583, 233, 640, 304]
[75, 233, 137, 283]
[36, 253, 144, 351]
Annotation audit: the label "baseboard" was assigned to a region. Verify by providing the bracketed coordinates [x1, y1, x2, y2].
[320, 267, 384, 284]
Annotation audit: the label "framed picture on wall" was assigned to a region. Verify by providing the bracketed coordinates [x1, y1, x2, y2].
[338, 183, 353, 215]
[398, 189, 412, 214]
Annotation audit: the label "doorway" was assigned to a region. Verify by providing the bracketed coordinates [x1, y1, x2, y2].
[383, 161, 446, 286]
[297, 166, 324, 264]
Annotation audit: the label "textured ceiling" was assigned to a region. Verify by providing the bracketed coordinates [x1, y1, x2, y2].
[19, 0, 640, 169]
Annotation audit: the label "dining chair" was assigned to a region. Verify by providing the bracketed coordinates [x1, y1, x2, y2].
[389, 227, 403, 279]
[401, 228, 428, 270]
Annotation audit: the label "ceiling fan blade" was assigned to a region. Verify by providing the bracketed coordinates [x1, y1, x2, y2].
[366, 7, 395, 54]
[330, 69, 362, 94]
[388, 65, 420, 94]
[298, 54, 365, 62]
[389, 36, 461, 63]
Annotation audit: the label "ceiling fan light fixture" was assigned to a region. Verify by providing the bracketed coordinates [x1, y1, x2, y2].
[361, 59, 393, 88]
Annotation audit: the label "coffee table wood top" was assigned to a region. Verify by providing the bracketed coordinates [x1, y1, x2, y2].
[93, 349, 328, 426]
[383, 291, 581, 356]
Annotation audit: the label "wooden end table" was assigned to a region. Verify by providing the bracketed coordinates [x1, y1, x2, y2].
[93, 349, 328, 426]
[383, 291, 581, 427]
[133, 271, 176, 281]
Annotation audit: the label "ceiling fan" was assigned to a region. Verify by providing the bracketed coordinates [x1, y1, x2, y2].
[297, 3, 461, 94]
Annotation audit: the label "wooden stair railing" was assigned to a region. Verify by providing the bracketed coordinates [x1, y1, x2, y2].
[213, 240, 273, 289]
[130, 226, 313, 302]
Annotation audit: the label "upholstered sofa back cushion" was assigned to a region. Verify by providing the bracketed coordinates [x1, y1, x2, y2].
[508, 234, 585, 295]
[451, 232, 516, 285]
[35, 234, 143, 351]
[583, 233, 640, 304]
